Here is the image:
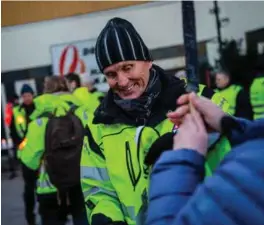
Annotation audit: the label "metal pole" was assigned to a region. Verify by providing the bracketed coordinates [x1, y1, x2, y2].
[182, 0, 199, 93]
[1, 83, 10, 141]
[213, 0, 223, 53]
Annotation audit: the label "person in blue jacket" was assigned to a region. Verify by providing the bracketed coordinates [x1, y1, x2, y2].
[147, 92, 264, 225]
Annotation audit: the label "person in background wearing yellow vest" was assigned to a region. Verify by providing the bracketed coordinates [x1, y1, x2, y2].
[13, 84, 38, 225]
[174, 70, 232, 174]
[250, 73, 264, 120]
[215, 70, 253, 120]
[65, 72, 105, 113]
[20, 77, 89, 225]
[174, 70, 230, 113]
[13, 85, 35, 154]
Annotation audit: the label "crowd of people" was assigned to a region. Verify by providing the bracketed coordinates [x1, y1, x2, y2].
[3, 17, 264, 225]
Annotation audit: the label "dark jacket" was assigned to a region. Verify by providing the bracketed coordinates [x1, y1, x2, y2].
[147, 117, 264, 225]
[9, 103, 21, 145]
[235, 88, 253, 120]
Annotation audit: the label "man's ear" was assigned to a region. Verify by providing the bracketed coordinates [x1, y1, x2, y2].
[145, 61, 152, 70]
[147, 61, 152, 70]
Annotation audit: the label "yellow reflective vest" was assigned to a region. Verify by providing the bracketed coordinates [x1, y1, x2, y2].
[250, 75, 264, 120]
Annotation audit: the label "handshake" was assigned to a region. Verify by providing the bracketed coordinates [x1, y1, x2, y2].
[167, 92, 227, 156]
[145, 92, 227, 165]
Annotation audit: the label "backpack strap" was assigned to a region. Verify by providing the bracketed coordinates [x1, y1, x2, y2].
[69, 104, 78, 114]
[52, 102, 78, 116]
[65, 101, 79, 114]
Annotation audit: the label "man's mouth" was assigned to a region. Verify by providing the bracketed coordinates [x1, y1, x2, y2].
[126, 84, 134, 91]
[120, 84, 135, 94]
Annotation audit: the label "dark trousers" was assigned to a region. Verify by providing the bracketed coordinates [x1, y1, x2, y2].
[59, 184, 89, 225]
[7, 143, 20, 177]
[7, 148, 17, 174]
[38, 192, 67, 225]
[21, 163, 38, 225]
[70, 184, 89, 225]
[38, 187, 88, 225]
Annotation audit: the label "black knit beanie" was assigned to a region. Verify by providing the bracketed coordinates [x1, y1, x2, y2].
[95, 17, 152, 72]
[20, 84, 34, 96]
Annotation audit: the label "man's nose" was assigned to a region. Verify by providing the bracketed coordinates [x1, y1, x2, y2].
[117, 73, 129, 87]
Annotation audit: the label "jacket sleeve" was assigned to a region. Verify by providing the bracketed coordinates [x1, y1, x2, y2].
[147, 139, 264, 225]
[20, 118, 47, 170]
[81, 125, 126, 225]
[147, 150, 205, 225]
[221, 116, 264, 146]
[235, 89, 254, 120]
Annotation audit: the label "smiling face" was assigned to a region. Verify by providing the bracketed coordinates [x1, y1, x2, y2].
[103, 60, 152, 99]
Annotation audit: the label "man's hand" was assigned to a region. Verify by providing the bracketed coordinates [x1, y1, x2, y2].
[167, 92, 226, 132]
[173, 103, 208, 156]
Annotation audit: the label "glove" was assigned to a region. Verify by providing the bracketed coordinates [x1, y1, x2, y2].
[221, 115, 243, 135]
[91, 214, 127, 225]
[144, 132, 174, 166]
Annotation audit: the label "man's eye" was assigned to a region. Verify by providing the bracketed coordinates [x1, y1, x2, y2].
[123, 65, 133, 72]
[106, 72, 116, 79]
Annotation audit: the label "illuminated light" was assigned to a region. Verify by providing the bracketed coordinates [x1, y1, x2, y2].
[19, 138, 27, 150]
[17, 116, 25, 124]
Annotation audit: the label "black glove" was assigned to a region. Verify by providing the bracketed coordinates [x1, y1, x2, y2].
[91, 213, 128, 225]
[221, 115, 243, 135]
[144, 132, 174, 166]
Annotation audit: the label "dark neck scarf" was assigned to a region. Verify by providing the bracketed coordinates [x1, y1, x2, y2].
[22, 103, 35, 116]
[113, 67, 161, 124]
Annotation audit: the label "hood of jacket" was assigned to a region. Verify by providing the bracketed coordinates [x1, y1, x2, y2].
[30, 92, 81, 120]
[73, 87, 92, 101]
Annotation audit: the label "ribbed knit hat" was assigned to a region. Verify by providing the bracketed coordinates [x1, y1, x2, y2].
[95, 17, 152, 72]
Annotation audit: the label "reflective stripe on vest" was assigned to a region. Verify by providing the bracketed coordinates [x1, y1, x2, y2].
[81, 166, 110, 182]
[83, 186, 118, 200]
[37, 163, 57, 194]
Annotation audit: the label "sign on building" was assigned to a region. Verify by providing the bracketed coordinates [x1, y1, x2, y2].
[50, 39, 109, 92]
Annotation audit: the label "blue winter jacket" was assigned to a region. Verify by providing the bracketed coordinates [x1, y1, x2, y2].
[147, 117, 264, 225]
